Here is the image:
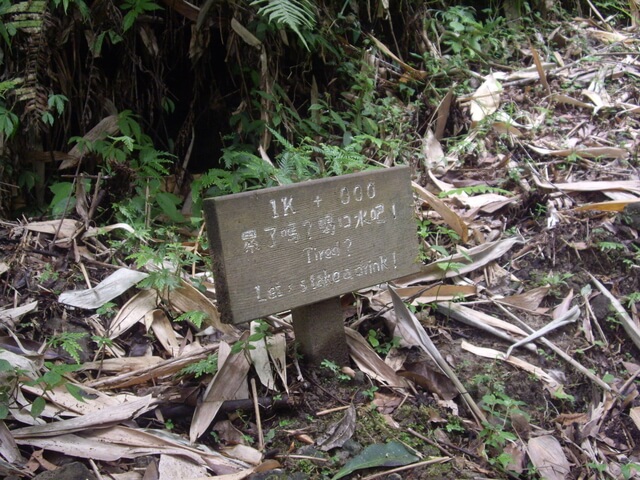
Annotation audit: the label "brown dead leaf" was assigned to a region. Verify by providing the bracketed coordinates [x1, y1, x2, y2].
[190, 334, 251, 442]
[630, 407, 640, 431]
[109, 289, 158, 339]
[461, 341, 561, 393]
[162, 280, 234, 335]
[528, 145, 629, 160]
[317, 405, 356, 451]
[158, 454, 209, 480]
[16, 426, 250, 474]
[527, 435, 570, 480]
[344, 328, 411, 388]
[23, 219, 82, 240]
[497, 286, 550, 312]
[413, 182, 469, 243]
[398, 362, 458, 400]
[401, 236, 524, 284]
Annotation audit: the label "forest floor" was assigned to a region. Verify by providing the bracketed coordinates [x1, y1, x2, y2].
[2, 11, 640, 480]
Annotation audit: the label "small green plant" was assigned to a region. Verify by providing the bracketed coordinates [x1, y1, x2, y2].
[91, 335, 114, 363]
[0, 358, 18, 420]
[445, 415, 465, 434]
[174, 311, 209, 329]
[128, 240, 199, 294]
[230, 320, 271, 355]
[120, 0, 162, 32]
[41, 93, 68, 126]
[432, 6, 503, 60]
[26, 362, 85, 417]
[250, 0, 316, 50]
[164, 418, 174, 430]
[366, 329, 400, 355]
[68, 110, 176, 226]
[96, 302, 117, 318]
[320, 359, 351, 382]
[551, 388, 575, 403]
[625, 292, 640, 309]
[178, 354, 218, 378]
[479, 391, 529, 460]
[48, 332, 87, 364]
[538, 271, 573, 296]
[91, 335, 114, 351]
[361, 385, 378, 400]
[597, 241, 626, 252]
[621, 462, 640, 479]
[38, 263, 60, 283]
[586, 462, 607, 474]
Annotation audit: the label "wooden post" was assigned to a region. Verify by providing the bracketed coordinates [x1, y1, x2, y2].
[291, 297, 349, 365]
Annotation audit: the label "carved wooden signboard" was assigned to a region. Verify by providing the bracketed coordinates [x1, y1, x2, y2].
[204, 166, 420, 363]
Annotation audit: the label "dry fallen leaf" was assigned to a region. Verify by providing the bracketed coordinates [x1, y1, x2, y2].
[469, 73, 503, 123]
[58, 268, 148, 309]
[527, 435, 570, 480]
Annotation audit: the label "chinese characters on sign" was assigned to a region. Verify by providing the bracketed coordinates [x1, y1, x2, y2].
[204, 167, 419, 324]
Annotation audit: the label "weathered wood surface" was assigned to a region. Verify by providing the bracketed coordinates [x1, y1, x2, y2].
[204, 166, 420, 324]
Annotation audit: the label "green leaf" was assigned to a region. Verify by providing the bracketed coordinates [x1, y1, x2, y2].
[250, 0, 315, 50]
[49, 182, 75, 217]
[0, 359, 13, 372]
[331, 441, 419, 480]
[31, 396, 46, 418]
[155, 192, 185, 222]
[65, 383, 87, 402]
[0, 404, 8, 420]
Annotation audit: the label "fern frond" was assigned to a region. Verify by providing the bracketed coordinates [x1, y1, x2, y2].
[250, 0, 316, 49]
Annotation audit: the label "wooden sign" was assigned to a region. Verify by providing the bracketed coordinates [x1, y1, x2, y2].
[204, 166, 420, 326]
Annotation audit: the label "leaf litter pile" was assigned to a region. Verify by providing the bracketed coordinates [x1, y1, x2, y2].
[2, 15, 640, 480]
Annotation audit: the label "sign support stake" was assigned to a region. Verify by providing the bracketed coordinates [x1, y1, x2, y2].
[291, 296, 349, 365]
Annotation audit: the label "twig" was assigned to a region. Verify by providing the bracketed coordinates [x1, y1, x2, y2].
[492, 302, 612, 392]
[407, 427, 476, 459]
[361, 457, 450, 480]
[251, 378, 264, 451]
[88, 458, 103, 480]
[504, 306, 579, 359]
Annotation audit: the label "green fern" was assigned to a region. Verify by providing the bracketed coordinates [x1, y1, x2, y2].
[178, 354, 218, 378]
[250, 0, 316, 49]
[48, 332, 87, 364]
[439, 185, 512, 198]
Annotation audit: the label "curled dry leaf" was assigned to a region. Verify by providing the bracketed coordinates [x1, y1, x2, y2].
[528, 145, 629, 160]
[15, 425, 251, 474]
[412, 181, 468, 243]
[317, 405, 356, 451]
[162, 280, 235, 335]
[0, 301, 38, 330]
[58, 268, 149, 310]
[249, 320, 276, 391]
[398, 362, 458, 400]
[344, 328, 410, 388]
